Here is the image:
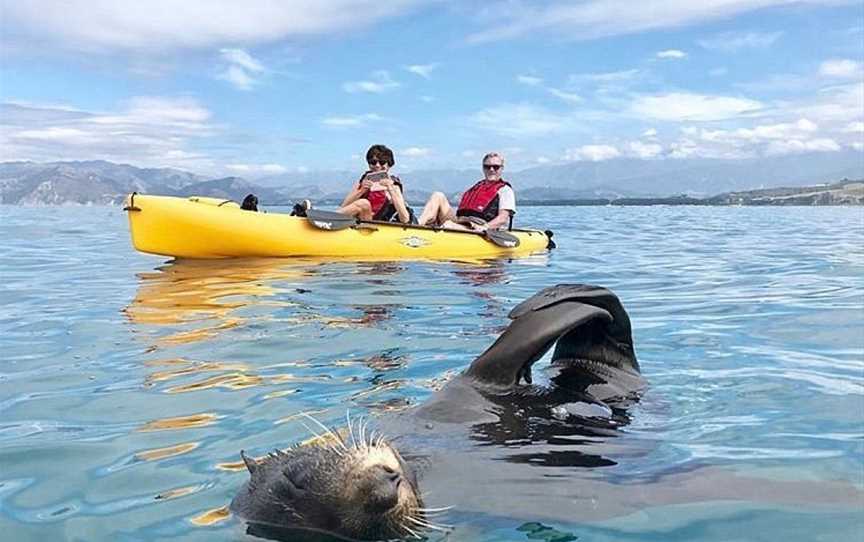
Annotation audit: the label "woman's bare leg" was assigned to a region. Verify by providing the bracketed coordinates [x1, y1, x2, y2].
[338, 199, 373, 221]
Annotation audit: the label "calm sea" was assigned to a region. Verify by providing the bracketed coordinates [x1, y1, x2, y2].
[0, 205, 862, 542]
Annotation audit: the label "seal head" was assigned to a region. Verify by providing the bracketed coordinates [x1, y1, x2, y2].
[230, 434, 424, 541]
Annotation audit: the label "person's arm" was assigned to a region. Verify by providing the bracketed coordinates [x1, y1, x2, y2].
[486, 185, 516, 230]
[485, 209, 512, 230]
[341, 175, 371, 207]
[384, 179, 411, 223]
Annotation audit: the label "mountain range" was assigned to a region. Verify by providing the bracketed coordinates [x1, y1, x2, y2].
[1, 150, 862, 206]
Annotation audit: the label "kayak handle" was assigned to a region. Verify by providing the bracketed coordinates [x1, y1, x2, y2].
[123, 192, 141, 212]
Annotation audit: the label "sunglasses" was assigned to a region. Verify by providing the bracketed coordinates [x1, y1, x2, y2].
[368, 160, 388, 167]
[483, 164, 502, 171]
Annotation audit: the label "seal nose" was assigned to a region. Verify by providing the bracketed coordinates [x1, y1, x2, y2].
[381, 465, 402, 490]
[364, 465, 402, 512]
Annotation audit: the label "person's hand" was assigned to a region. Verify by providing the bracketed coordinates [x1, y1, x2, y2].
[359, 178, 374, 191]
[378, 177, 394, 188]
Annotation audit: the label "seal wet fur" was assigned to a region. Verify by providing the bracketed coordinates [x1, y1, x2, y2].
[231, 284, 644, 540]
[230, 417, 433, 541]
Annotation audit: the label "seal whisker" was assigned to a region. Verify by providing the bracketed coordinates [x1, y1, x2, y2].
[407, 515, 453, 532]
[297, 420, 343, 456]
[371, 428, 383, 449]
[300, 412, 348, 453]
[417, 511, 449, 519]
[359, 416, 370, 449]
[400, 523, 423, 539]
[297, 420, 330, 449]
[355, 414, 364, 450]
[345, 410, 358, 450]
[414, 505, 453, 513]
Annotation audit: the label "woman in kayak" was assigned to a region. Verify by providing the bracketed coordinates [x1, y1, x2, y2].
[417, 152, 515, 231]
[338, 145, 414, 223]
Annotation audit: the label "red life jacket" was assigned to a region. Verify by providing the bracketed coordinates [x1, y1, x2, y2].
[457, 179, 510, 222]
[361, 175, 404, 220]
[365, 188, 389, 216]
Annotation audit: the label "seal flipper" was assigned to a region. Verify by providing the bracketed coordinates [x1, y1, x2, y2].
[465, 289, 614, 389]
[510, 284, 635, 351]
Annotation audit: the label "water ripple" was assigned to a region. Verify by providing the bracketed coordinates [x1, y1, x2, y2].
[0, 205, 861, 540]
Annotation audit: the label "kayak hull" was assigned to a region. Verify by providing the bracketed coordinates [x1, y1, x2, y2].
[124, 194, 551, 260]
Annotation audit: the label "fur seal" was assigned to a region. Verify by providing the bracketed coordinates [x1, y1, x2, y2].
[230, 284, 644, 540]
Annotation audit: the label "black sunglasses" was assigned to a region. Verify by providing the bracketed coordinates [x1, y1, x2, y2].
[483, 164, 502, 170]
[368, 160, 388, 166]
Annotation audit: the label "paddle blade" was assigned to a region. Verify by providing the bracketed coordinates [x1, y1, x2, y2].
[485, 229, 520, 248]
[305, 209, 356, 231]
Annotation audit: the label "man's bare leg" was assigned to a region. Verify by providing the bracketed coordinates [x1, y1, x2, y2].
[418, 192, 454, 226]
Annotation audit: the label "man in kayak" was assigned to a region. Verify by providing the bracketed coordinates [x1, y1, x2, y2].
[337, 144, 414, 223]
[417, 152, 515, 231]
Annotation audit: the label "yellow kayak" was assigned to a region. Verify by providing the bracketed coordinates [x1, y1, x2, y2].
[124, 193, 553, 260]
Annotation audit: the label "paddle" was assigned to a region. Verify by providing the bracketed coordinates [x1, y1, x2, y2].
[483, 228, 520, 248]
[454, 216, 520, 248]
[305, 208, 520, 248]
[305, 209, 357, 231]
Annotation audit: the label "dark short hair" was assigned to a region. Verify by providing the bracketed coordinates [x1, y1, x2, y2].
[366, 144, 395, 167]
[241, 194, 258, 211]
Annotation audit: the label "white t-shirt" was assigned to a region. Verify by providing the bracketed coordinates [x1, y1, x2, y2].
[498, 185, 516, 214]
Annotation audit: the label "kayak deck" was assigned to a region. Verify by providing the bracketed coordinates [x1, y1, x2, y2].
[125, 194, 552, 260]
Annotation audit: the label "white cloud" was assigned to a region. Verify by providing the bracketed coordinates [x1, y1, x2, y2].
[642, 128, 658, 138]
[401, 146, 432, 157]
[844, 121, 864, 133]
[709, 67, 729, 77]
[628, 141, 664, 158]
[217, 48, 265, 90]
[698, 119, 819, 143]
[0, 98, 219, 169]
[220, 65, 256, 91]
[574, 69, 641, 83]
[469, 104, 571, 137]
[14, 126, 98, 145]
[819, 59, 863, 78]
[405, 63, 439, 79]
[226, 163, 287, 174]
[221, 48, 264, 72]
[793, 82, 863, 123]
[698, 31, 783, 52]
[321, 113, 383, 127]
[1, 0, 433, 52]
[419, 95, 435, 103]
[518, 74, 582, 103]
[343, 71, 400, 93]
[466, 1, 850, 44]
[631, 92, 763, 121]
[564, 144, 621, 162]
[661, 117, 849, 159]
[657, 49, 686, 59]
[765, 138, 841, 155]
[852, 142, 864, 151]
[547, 88, 583, 103]
[517, 75, 544, 86]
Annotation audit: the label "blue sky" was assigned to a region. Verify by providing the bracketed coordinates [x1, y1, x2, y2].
[1, 0, 862, 177]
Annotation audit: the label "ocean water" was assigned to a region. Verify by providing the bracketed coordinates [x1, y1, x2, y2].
[0, 204, 862, 542]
